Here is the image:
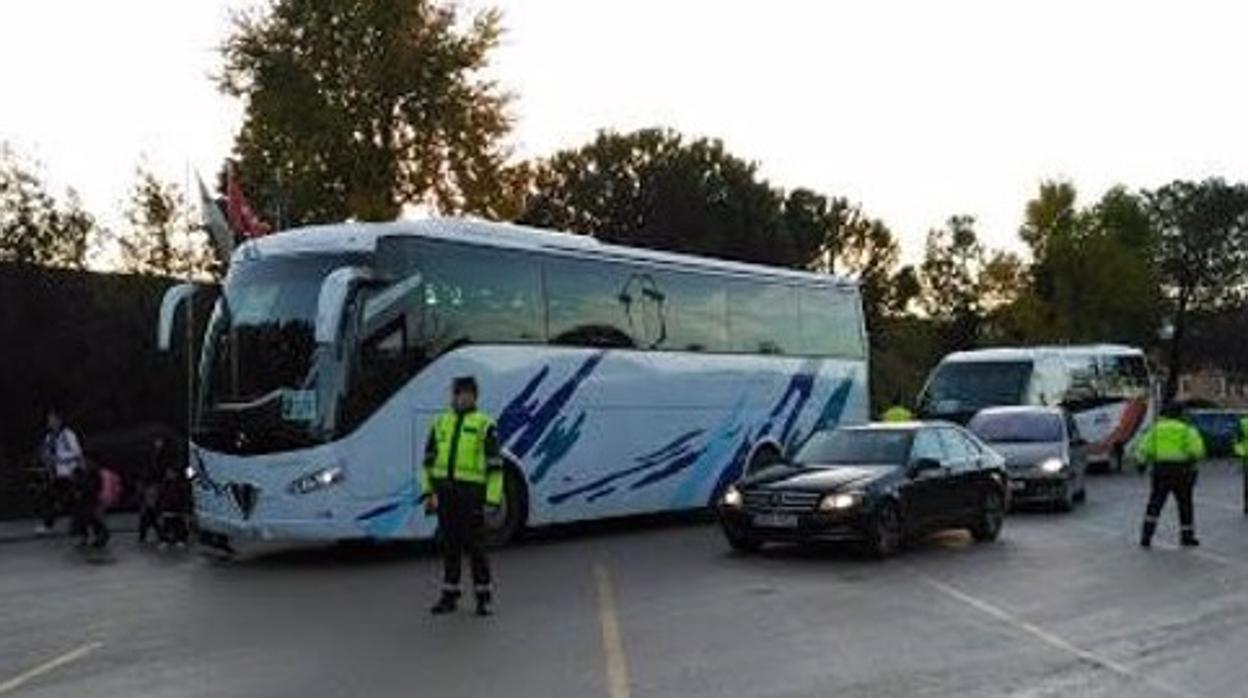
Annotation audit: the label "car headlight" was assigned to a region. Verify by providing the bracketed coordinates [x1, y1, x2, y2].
[288, 465, 345, 495]
[819, 492, 861, 511]
[1039, 458, 1066, 474]
[722, 486, 743, 508]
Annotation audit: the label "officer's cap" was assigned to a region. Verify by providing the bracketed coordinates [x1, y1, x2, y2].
[452, 376, 479, 395]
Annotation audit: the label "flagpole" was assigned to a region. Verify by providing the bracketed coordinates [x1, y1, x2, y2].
[184, 159, 195, 474]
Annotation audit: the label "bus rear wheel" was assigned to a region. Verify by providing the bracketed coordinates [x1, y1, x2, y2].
[483, 466, 528, 548]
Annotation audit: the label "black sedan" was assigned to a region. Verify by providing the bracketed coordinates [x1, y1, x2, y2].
[717, 423, 1009, 557]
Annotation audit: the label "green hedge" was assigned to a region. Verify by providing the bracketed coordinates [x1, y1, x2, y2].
[0, 264, 208, 519]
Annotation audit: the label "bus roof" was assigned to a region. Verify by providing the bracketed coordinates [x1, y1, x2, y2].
[939, 345, 1145, 363]
[233, 217, 858, 289]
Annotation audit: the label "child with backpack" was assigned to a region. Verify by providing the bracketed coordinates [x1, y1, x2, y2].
[156, 465, 191, 547]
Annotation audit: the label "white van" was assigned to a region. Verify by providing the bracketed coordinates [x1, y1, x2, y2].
[917, 345, 1155, 471]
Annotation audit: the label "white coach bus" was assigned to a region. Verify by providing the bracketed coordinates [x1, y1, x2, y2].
[916, 345, 1156, 471]
[159, 218, 869, 551]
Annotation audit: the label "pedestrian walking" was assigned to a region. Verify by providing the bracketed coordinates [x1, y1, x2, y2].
[139, 437, 177, 544]
[1235, 414, 1248, 515]
[1136, 403, 1206, 548]
[421, 376, 505, 617]
[35, 408, 85, 536]
[73, 459, 111, 550]
[156, 464, 192, 547]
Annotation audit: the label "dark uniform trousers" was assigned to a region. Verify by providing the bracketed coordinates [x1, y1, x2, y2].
[437, 481, 491, 592]
[1144, 463, 1197, 534]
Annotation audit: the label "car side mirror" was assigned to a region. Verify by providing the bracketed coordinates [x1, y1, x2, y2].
[910, 457, 942, 477]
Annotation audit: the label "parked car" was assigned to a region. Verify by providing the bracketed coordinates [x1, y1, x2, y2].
[967, 406, 1087, 511]
[1187, 409, 1248, 459]
[716, 423, 1008, 557]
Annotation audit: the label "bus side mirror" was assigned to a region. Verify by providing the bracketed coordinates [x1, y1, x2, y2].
[157, 283, 196, 352]
[315, 266, 377, 345]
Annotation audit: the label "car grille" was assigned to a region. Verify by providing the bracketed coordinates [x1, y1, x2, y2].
[743, 490, 821, 513]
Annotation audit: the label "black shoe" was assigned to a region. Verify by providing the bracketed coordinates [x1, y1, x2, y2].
[475, 593, 493, 617]
[1181, 536, 1200, 547]
[430, 593, 459, 615]
[1140, 537, 1152, 548]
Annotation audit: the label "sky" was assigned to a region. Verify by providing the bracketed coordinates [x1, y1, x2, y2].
[2, 0, 1247, 263]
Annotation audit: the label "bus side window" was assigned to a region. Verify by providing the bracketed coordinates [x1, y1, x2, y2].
[659, 272, 729, 352]
[728, 280, 798, 355]
[545, 258, 640, 349]
[797, 286, 865, 359]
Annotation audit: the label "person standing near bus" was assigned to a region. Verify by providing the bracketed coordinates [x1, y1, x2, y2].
[35, 408, 85, 536]
[1235, 414, 1248, 514]
[1136, 403, 1206, 548]
[881, 395, 915, 423]
[421, 376, 505, 616]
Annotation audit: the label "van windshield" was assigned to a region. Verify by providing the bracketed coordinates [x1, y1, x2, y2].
[920, 360, 1033, 418]
[969, 411, 1063, 444]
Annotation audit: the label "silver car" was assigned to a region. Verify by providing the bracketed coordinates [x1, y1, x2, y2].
[968, 406, 1088, 511]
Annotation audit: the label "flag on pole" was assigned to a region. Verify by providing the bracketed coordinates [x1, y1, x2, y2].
[198, 174, 234, 265]
[226, 162, 272, 239]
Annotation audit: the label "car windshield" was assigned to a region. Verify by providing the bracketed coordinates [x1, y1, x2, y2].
[794, 429, 913, 466]
[921, 360, 1033, 415]
[969, 411, 1063, 443]
[197, 252, 368, 454]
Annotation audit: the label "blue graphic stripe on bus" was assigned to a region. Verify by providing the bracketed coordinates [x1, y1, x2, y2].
[531, 412, 588, 484]
[357, 501, 401, 521]
[356, 480, 418, 537]
[586, 487, 616, 503]
[498, 352, 604, 460]
[811, 378, 854, 433]
[630, 448, 703, 490]
[634, 428, 705, 466]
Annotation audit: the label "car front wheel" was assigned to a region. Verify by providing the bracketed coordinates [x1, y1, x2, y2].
[971, 490, 1004, 542]
[867, 501, 903, 558]
[723, 525, 762, 554]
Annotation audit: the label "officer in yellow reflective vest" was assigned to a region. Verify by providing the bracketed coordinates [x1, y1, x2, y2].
[421, 376, 504, 616]
[1235, 415, 1248, 515]
[1135, 403, 1207, 548]
[881, 394, 915, 423]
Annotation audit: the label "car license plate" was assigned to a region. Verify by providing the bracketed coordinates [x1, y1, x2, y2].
[1009, 480, 1026, 492]
[753, 513, 798, 528]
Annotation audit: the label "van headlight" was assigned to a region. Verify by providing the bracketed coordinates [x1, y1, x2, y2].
[288, 466, 345, 495]
[819, 492, 862, 511]
[1039, 458, 1066, 474]
[722, 486, 743, 508]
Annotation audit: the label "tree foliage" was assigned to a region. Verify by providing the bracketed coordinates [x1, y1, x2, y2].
[0, 147, 94, 269]
[1146, 178, 1248, 399]
[219, 0, 518, 226]
[120, 167, 219, 279]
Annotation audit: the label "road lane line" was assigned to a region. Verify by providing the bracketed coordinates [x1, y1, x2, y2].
[593, 562, 631, 698]
[0, 641, 103, 695]
[920, 576, 1193, 698]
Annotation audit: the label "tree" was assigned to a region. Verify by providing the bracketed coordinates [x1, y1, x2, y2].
[219, 0, 517, 226]
[919, 215, 1026, 351]
[0, 146, 94, 269]
[1147, 179, 1248, 400]
[520, 128, 809, 266]
[119, 167, 220, 279]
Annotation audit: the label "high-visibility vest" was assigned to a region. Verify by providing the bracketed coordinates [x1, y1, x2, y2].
[882, 406, 915, 423]
[423, 409, 504, 505]
[1134, 418, 1206, 465]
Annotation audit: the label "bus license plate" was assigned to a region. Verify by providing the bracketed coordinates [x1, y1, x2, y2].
[1009, 480, 1026, 492]
[753, 513, 798, 528]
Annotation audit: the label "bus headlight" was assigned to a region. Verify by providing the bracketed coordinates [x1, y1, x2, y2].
[1039, 458, 1066, 474]
[722, 486, 743, 508]
[820, 492, 861, 511]
[288, 466, 345, 495]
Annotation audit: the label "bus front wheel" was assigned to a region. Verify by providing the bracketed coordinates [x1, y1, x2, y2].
[484, 465, 528, 548]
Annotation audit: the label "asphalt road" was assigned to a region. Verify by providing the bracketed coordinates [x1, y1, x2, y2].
[3, 461, 1248, 698]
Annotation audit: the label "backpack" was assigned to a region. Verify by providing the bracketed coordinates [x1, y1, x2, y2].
[99, 468, 123, 510]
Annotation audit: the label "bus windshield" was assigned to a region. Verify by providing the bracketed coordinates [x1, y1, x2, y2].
[196, 253, 366, 454]
[920, 360, 1033, 418]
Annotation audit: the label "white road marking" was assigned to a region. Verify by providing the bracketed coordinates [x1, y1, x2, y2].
[593, 562, 631, 698]
[920, 576, 1193, 698]
[0, 641, 103, 695]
